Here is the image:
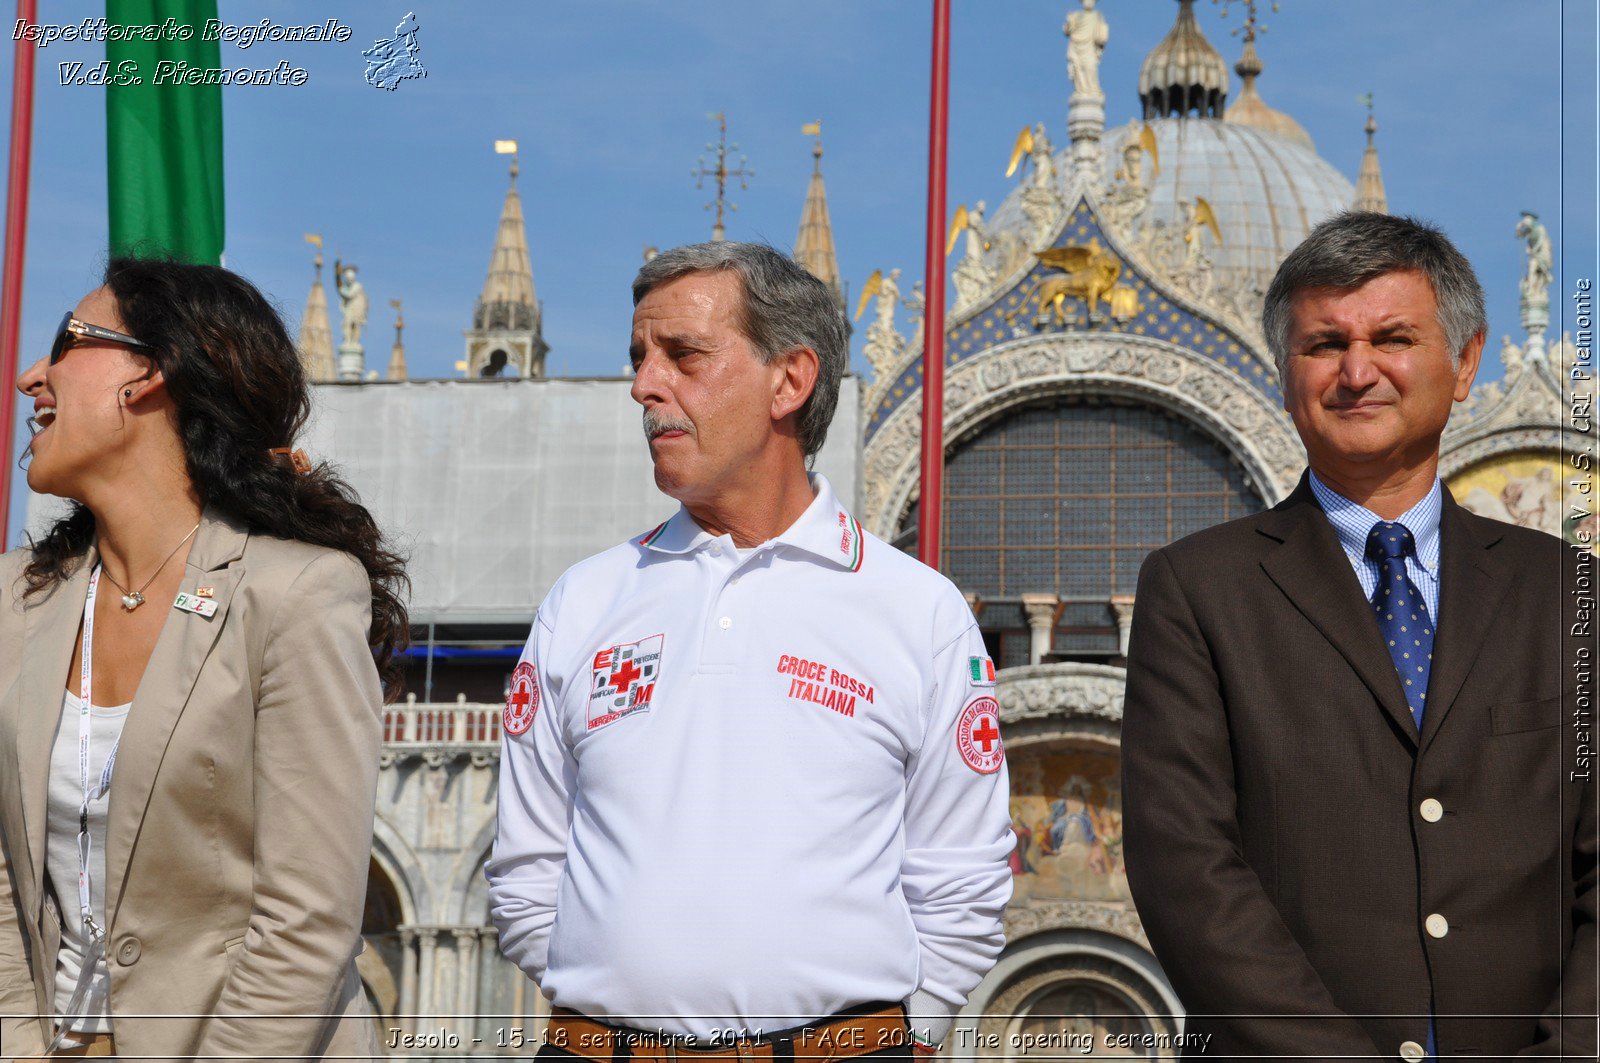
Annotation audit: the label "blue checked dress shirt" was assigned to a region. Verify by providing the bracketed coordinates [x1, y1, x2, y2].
[1308, 472, 1441, 622]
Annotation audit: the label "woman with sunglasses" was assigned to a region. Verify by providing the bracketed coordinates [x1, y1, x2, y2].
[0, 258, 408, 1059]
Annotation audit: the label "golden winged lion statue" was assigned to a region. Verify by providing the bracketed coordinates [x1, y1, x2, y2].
[1006, 245, 1122, 327]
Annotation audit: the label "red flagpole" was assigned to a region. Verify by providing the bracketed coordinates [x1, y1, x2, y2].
[918, 0, 951, 570]
[0, 0, 38, 549]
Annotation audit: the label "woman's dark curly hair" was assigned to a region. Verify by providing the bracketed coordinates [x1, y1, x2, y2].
[22, 257, 410, 697]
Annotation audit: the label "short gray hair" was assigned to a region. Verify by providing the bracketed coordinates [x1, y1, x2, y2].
[1263, 211, 1487, 378]
[633, 242, 849, 459]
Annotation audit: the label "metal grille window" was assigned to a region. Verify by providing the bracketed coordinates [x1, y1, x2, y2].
[932, 399, 1263, 599]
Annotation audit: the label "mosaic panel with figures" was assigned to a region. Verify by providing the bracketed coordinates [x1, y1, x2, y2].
[1007, 746, 1129, 905]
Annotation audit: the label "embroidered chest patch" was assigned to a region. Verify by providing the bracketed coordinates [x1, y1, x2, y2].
[504, 661, 539, 736]
[588, 634, 665, 730]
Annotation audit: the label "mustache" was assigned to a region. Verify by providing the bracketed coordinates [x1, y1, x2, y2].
[643, 411, 694, 440]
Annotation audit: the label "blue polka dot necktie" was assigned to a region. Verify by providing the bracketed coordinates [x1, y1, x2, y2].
[1367, 521, 1433, 729]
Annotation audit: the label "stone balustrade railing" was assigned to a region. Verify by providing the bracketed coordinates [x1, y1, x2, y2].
[381, 698, 501, 761]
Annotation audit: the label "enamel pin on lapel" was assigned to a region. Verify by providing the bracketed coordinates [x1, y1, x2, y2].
[174, 591, 219, 618]
[196, 586, 215, 598]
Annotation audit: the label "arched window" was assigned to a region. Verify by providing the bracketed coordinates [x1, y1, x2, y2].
[903, 398, 1263, 664]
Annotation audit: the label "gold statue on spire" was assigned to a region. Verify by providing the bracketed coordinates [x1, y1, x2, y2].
[495, 139, 519, 183]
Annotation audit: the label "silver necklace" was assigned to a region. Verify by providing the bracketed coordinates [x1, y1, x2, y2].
[99, 522, 201, 611]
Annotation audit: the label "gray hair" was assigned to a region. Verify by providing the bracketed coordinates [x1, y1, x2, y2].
[1263, 211, 1487, 378]
[632, 242, 849, 460]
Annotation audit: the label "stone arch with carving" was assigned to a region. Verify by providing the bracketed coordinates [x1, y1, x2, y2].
[860, 332, 1303, 540]
[1441, 362, 1568, 478]
[448, 813, 501, 925]
[952, 927, 1180, 1056]
[999, 663, 1124, 757]
[371, 811, 430, 927]
[1440, 430, 1567, 481]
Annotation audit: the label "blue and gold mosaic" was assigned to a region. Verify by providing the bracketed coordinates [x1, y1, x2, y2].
[864, 199, 1277, 442]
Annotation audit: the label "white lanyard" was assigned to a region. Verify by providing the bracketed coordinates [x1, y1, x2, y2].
[75, 564, 119, 944]
[50, 565, 119, 1047]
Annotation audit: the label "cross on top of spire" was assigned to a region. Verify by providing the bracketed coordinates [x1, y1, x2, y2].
[693, 112, 754, 242]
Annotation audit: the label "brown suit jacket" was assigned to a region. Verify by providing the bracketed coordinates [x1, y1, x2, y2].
[0, 512, 383, 1061]
[1122, 473, 1597, 1060]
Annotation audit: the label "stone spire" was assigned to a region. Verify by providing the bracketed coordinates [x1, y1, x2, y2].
[1139, 0, 1229, 119]
[464, 141, 548, 378]
[1223, 14, 1313, 148]
[296, 234, 336, 383]
[386, 298, 407, 381]
[1354, 97, 1388, 213]
[794, 122, 842, 307]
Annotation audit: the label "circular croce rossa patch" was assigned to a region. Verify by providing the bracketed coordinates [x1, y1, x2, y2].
[504, 661, 539, 736]
[956, 695, 1004, 774]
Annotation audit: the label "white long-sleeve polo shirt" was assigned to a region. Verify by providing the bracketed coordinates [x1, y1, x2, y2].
[486, 473, 1013, 1043]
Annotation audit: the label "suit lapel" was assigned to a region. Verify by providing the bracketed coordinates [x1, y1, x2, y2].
[1417, 491, 1505, 754]
[16, 550, 97, 911]
[103, 510, 248, 924]
[1259, 476, 1420, 744]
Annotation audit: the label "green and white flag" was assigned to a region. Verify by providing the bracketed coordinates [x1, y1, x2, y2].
[106, 0, 224, 264]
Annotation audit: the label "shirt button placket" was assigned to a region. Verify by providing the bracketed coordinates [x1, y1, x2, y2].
[701, 543, 743, 667]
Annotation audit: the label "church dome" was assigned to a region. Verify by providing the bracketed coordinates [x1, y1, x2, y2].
[1099, 116, 1354, 299]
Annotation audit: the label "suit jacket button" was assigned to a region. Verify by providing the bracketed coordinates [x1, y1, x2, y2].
[116, 937, 141, 965]
[1419, 798, 1443, 822]
[1425, 913, 1449, 938]
[1399, 1040, 1425, 1062]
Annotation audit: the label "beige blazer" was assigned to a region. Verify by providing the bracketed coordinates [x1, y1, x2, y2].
[0, 511, 384, 1061]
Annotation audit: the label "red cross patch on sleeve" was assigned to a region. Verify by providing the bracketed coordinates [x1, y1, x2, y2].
[504, 661, 539, 736]
[956, 695, 1004, 774]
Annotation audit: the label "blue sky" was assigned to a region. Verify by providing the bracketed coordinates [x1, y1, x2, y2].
[3, 0, 1597, 546]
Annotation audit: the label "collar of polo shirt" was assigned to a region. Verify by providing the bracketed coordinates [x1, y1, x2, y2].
[639, 472, 865, 572]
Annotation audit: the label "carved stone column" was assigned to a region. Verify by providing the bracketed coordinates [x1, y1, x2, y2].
[475, 927, 499, 1028]
[1022, 594, 1060, 665]
[416, 927, 438, 1032]
[398, 928, 418, 1035]
[510, 959, 526, 1031]
[1067, 93, 1106, 185]
[1110, 594, 1136, 658]
[453, 928, 480, 1039]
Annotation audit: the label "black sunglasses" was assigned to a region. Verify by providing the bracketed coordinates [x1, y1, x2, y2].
[49, 311, 152, 365]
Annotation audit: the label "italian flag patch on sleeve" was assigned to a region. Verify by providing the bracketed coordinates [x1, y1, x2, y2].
[969, 656, 996, 685]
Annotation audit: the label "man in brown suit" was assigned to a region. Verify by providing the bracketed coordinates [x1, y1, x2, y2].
[1122, 212, 1596, 1060]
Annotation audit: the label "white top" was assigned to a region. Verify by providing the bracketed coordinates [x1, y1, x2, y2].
[46, 689, 130, 1034]
[486, 474, 1014, 1043]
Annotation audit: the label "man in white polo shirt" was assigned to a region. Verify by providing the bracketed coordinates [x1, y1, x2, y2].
[486, 242, 1013, 1062]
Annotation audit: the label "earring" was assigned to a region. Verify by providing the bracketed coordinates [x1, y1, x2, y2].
[124, 389, 133, 398]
